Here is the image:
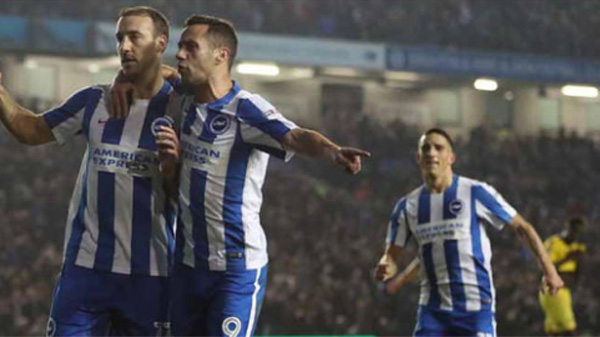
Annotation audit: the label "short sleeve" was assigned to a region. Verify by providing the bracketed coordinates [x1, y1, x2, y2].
[386, 198, 412, 247]
[237, 94, 297, 162]
[473, 183, 517, 230]
[42, 87, 99, 145]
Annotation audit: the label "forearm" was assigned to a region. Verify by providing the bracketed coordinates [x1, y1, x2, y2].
[515, 222, 559, 278]
[403, 257, 420, 281]
[0, 85, 52, 145]
[284, 128, 339, 159]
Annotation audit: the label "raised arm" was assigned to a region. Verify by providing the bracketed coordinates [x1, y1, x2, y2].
[282, 128, 370, 174]
[508, 214, 564, 295]
[0, 72, 54, 145]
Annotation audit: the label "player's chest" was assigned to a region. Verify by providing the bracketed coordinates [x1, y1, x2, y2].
[86, 104, 161, 177]
[179, 107, 243, 170]
[181, 105, 239, 145]
[405, 196, 473, 243]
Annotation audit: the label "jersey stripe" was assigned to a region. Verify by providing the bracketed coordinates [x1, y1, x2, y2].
[222, 125, 252, 270]
[443, 176, 466, 311]
[43, 88, 91, 128]
[94, 171, 116, 270]
[138, 81, 171, 151]
[418, 188, 430, 224]
[474, 185, 514, 224]
[388, 199, 406, 245]
[131, 176, 153, 274]
[470, 185, 493, 310]
[82, 89, 102, 139]
[182, 104, 197, 136]
[101, 118, 126, 145]
[64, 149, 90, 266]
[422, 242, 441, 308]
[237, 98, 291, 142]
[191, 169, 210, 270]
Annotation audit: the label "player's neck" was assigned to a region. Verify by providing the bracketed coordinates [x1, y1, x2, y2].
[424, 171, 454, 193]
[194, 73, 232, 104]
[131, 63, 164, 99]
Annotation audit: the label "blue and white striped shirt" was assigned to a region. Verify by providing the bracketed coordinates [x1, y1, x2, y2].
[171, 82, 297, 271]
[43, 82, 176, 276]
[386, 175, 517, 312]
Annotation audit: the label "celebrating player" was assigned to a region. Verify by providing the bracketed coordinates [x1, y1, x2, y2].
[0, 7, 175, 336]
[374, 128, 563, 337]
[539, 217, 587, 336]
[144, 15, 370, 337]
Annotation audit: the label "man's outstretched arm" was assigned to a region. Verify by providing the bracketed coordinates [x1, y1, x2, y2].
[282, 128, 370, 175]
[0, 72, 54, 145]
[508, 214, 564, 295]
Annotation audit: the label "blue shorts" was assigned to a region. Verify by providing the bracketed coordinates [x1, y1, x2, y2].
[414, 306, 496, 337]
[47, 264, 170, 336]
[170, 263, 268, 337]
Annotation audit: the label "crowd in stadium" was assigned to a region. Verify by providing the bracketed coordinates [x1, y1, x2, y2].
[1, 0, 600, 59]
[1, 100, 599, 334]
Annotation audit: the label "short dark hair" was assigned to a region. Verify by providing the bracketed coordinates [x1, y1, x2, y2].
[424, 128, 454, 149]
[119, 6, 170, 40]
[568, 217, 586, 228]
[184, 14, 238, 70]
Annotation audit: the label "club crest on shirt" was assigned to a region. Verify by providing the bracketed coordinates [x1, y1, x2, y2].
[46, 317, 56, 337]
[151, 116, 175, 136]
[449, 199, 464, 216]
[209, 115, 232, 135]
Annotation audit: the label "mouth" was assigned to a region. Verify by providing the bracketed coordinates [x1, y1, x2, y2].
[121, 59, 137, 67]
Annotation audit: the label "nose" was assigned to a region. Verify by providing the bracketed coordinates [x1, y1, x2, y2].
[119, 36, 133, 55]
[175, 47, 185, 61]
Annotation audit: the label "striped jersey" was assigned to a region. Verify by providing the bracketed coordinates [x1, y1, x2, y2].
[42, 82, 176, 276]
[386, 175, 517, 312]
[171, 81, 297, 271]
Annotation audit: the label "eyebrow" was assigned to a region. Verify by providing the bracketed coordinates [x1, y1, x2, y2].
[115, 30, 142, 38]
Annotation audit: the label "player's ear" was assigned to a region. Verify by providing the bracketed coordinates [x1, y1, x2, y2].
[214, 47, 230, 66]
[156, 34, 168, 54]
[449, 151, 456, 165]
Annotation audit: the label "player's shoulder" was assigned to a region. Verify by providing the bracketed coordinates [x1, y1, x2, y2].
[56, 85, 105, 109]
[458, 175, 501, 194]
[236, 90, 277, 115]
[545, 234, 561, 245]
[394, 185, 425, 210]
[73, 85, 105, 97]
[457, 175, 487, 188]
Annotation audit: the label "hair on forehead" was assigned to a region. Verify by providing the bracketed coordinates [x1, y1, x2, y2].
[118, 6, 170, 40]
[422, 128, 454, 149]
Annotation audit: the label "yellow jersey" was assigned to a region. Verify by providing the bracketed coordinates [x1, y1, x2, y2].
[544, 235, 586, 273]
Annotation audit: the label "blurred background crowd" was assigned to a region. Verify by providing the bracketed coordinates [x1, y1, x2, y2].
[1, 0, 600, 59]
[1, 97, 598, 335]
[1, 0, 600, 336]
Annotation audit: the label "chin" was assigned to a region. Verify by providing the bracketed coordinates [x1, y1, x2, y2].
[121, 67, 139, 78]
